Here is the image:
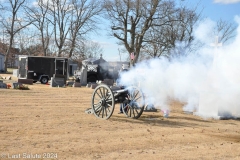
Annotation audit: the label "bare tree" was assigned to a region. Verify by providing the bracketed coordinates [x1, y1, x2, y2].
[214, 19, 237, 44]
[72, 40, 103, 59]
[70, 39, 103, 69]
[45, 0, 102, 58]
[20, 44, 44, 56]
[104, 0, 203, 63]
[143, 3, 201, 58]
[16, 29, 41, 55]
[86, 41, 103, 58]
[25, 0, 53, 56]
[0, 0, 33, 72]
[47, 0, 72, 57]
[71, 40, 86, 60]
[104, 0, 199, 65]
[104, 0, 163, 66]
[68, 0, 103, 58]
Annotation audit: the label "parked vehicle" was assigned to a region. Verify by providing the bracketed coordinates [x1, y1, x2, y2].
[18, 55, 69, 84]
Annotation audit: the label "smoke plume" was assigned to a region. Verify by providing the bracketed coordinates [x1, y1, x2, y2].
[118, 16, 240, 119]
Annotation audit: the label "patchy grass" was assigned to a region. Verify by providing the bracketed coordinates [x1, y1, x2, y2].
[0, 84, 240, 159]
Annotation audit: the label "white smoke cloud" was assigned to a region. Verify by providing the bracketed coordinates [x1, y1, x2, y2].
[118, 16, 240, 119]
[213, 0, 240, 4]
[194, 18, 216, 45]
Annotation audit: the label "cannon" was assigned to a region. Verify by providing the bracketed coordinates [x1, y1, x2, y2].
[90, 84, 145, 120]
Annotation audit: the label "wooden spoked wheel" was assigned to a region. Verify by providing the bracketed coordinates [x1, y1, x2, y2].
[91, 85, 115, 120]
[122, 86, 145, 119]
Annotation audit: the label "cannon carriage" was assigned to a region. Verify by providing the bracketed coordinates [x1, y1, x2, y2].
[90, 84, 145, 120]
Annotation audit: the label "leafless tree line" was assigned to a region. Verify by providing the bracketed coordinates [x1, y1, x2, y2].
[0, 0, 103, 71]
[0, 0, 237, 72]
[104, 0, 236, 65]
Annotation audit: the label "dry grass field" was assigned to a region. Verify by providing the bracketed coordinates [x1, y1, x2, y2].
[0, 73, 240, 160]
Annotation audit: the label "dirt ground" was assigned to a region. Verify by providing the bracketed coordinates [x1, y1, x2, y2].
[0, 74, 240, 160]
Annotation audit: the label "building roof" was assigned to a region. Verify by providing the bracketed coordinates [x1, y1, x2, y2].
[82, 57, 107, 66]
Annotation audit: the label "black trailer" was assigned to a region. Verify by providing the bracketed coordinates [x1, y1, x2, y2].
[18, 55, 68, 84]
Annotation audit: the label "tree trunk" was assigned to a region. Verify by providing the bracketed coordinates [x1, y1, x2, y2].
[4, 37, 14, 72]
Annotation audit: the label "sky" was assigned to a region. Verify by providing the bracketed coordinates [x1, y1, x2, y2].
[92, 0, 240, 61]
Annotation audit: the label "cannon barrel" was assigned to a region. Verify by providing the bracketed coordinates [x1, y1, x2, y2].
[113, 88, 128, 94]
[113, 88, 128, 97]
